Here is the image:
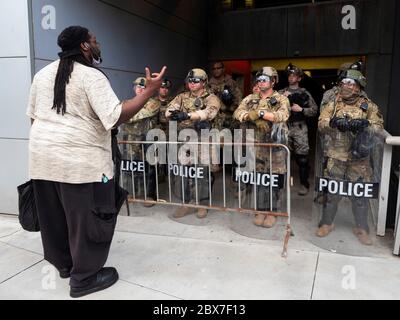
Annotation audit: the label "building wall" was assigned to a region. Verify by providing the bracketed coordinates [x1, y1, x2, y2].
[0, 0, 208, 214]
[208, 0, 396, 121]
[0, 0, 32, 214]
[32, 0, 208, 99]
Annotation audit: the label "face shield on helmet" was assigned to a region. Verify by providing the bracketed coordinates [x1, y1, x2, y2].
[256, 67, 279, 85]
[186, 68, 208, 85]
[340, 70, 367, 88]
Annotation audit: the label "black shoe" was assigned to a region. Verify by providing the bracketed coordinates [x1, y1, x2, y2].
[59, 268, 71, 279]
[70, 267, 119, 298]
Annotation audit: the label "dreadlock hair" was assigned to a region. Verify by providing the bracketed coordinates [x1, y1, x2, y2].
[53, 26, 106, 115]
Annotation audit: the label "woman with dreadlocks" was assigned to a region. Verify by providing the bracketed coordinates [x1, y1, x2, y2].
[26, 26, 166, 298]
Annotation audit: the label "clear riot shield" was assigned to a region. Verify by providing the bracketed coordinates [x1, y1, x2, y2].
[229, 123, 291, 244]
[168, 141, 217, 225]
[312, 126, 386, 256]
[120, 136, 157, 213]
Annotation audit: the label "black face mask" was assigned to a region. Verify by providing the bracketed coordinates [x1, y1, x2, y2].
[85, 42, 102, 66]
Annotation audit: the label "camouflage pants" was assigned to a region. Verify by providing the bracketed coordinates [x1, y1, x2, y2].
[171, 166, 214, 204]
[121, 132, 156, 199]
[212, 112, 240, 131]
[319, 158, 372, 232]
[288, 121, 309, 156]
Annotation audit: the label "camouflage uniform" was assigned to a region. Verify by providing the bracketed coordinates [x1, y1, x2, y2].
[124, 98, 160, 156]
[318, 92, 384, 233]
[166, 89, 221, 204]
[279, 86, 317, 191]
[156, 96, 173, 135]
[234, 91, 290, 210]
[123, 97, 160, 200]
[208, 74, 242, 130]
[280, 87, 318, 155]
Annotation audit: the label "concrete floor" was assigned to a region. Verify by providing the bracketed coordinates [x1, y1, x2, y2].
[0, 156, 398, 300]
[0, 192, 399, 300]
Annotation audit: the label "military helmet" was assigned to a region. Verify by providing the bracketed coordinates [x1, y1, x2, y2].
[349, 60, 363, 72]
[286, 63, 303, 77]
[256, 66, 279, 84]
[186, 68, 208, 83]
[133, 77, 147, 87]
[337, 62, 353, 76]
[341, 70, 367, 88]
[161, 78, 171, 88]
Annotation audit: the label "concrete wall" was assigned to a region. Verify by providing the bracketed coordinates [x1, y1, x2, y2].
[0, 0, 208, 214]
[0, 0, 32, 214]
[208, 0, 396, 122]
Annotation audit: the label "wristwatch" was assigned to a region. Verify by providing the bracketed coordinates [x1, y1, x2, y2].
[259, 111, 265, 119]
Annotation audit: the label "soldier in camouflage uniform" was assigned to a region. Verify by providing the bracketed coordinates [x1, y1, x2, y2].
[234, 67, 290, 228]
[156, 79, 173, 183]
[123, 77, 160, 206]
[316, 62, 369, 204]
[208, 62, 243, 131]
[280, 64, 318, 196]
[316, 70, 384, 245]
[156, 79, 173, 135]
[166, 68, 221, 219]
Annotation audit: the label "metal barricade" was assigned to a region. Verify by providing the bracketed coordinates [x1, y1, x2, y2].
[119, 140, 292, 257]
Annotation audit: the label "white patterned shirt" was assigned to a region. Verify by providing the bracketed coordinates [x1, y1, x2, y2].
[27, 60, 122, 184]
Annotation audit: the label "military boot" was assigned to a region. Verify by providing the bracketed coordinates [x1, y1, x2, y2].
[253, 214, 265, 226]
[316, 224, 335, 237]
[143, 197, 155, 208]
[298, 185, 309, 196]
[173, 206, 191, 218]
[353, 228, 373, 246]
[263, 215, 277, 228]
[197, 208, 208, 219]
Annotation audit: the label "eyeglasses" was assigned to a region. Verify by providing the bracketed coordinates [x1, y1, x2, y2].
[341, 78, 357, 86]
[187, 78, 202, 84]
[256, 75, 271, 83]
[137, 85, 146, 89]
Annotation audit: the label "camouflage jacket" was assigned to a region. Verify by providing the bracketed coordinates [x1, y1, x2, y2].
[208, 75, 242, 114]
[157, 96, 173, 127]
[234, 91, 290, 143]
[279, 87, 318, 121]
[123, 98, 160, 137]
[319, 96, 384, 161]
[166, 90, 221, 131]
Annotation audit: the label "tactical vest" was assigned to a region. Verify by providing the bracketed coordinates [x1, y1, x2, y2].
[327, 98, 370, 161]
[178, 93, 211, 131]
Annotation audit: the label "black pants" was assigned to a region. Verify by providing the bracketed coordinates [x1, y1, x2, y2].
[32, 180, 117, 288]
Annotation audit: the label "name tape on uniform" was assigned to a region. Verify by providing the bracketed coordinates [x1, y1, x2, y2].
[316, 177, 379, 199]
[233, 169, 285, 188]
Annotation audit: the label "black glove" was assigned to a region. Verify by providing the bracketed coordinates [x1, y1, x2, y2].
[351, 130, 374, 159]
[170, 110, 190, 122]
[349, 118, 369, 133]
[329, 117, 350, 132]
[195, 121, 211, 130]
